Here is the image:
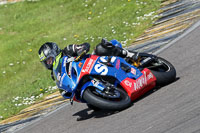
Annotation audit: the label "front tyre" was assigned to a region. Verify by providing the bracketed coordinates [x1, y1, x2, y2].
[83, 87, 131, 111]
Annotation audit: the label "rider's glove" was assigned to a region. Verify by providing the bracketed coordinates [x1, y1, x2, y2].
[63, 43, 90, 57]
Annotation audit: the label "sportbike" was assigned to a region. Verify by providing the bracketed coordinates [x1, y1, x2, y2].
[56, 40, 176, 110]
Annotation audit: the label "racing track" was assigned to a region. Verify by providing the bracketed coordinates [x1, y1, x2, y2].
[15, 23, 200, 133]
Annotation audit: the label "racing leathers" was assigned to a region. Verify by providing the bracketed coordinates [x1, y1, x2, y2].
[51, 40, 137, 81]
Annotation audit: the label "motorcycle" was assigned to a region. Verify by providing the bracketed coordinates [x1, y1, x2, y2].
[56, 40, 176, 111]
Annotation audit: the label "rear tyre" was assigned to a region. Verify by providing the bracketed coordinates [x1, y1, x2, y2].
[148, 57, 176, 86]
[127, 51, 176, 86]
[83, 87, 131, 111]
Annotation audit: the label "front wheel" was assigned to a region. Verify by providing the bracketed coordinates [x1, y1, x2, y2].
[83, 87, 132, 111]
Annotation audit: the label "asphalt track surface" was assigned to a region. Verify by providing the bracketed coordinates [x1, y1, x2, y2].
[15, 24, 200, 133]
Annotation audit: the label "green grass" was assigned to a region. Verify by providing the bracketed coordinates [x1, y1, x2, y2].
[0, 0, 161, 120]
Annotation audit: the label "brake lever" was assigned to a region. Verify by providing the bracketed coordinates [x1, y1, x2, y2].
[75, 50, 87, 62]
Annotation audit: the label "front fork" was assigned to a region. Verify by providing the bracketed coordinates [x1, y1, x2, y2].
[80, 77, 105, 99]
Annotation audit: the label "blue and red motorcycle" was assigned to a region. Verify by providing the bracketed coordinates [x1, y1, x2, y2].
[56, 40, 176, 111]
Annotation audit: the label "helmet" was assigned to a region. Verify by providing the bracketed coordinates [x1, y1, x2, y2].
[38, 42, 61, 70]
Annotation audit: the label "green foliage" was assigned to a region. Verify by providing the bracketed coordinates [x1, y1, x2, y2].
[0, 0, 161, 120]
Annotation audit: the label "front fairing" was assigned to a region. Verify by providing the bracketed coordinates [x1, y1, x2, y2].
[58, 55, 90, 93]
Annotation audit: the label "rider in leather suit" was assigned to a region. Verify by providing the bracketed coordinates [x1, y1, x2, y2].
[38, 39, 137, 81]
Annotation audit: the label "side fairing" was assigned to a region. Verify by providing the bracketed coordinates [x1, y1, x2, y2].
[88, 56, 143, 82]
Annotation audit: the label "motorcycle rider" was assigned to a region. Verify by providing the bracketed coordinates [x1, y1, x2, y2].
[38, 39, 138, 85]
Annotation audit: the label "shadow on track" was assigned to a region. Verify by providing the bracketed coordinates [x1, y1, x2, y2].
[73, 108, 121, 121]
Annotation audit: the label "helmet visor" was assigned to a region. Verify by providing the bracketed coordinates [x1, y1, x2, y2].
[41, 56, 55, 70]
[46, 57, 54, 65]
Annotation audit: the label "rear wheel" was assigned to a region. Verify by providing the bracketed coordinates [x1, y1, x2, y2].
[83, 86, 131, 111]
[147, 57, 176, 86]
[127, 51, 176, 86]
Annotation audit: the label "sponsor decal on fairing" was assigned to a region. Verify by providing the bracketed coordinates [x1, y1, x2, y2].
[122, 70, 155, 91]
[82, 58, 94, 73]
